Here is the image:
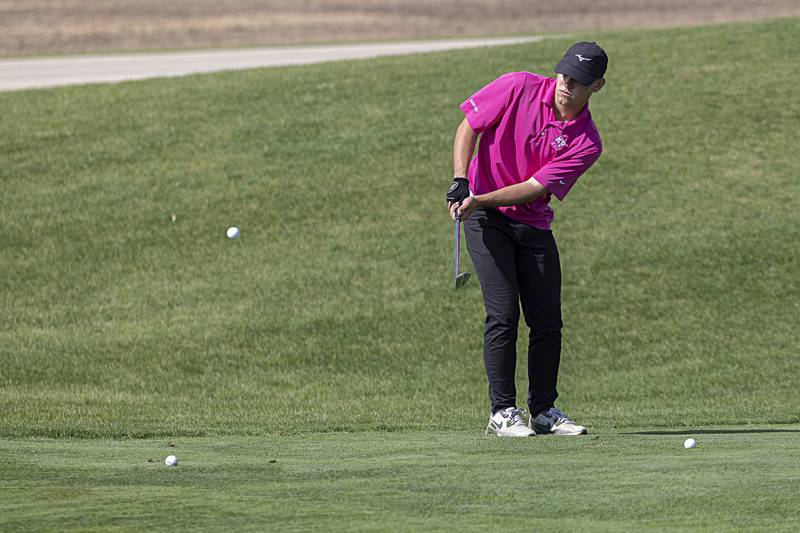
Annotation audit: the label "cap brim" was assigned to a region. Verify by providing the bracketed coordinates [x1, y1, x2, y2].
[554, 61, 597, 85]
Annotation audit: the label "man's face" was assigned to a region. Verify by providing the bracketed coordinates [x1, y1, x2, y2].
[555, 73, 604, 109]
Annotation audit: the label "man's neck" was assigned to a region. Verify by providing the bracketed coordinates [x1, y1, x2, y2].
[553, 101, 583, 122]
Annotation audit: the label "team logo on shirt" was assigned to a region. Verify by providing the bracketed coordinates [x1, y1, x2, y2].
[551, 135, 568, 151]
[469, 98, 479, 112]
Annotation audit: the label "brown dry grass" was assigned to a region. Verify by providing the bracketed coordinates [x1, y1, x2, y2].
[2, 0, 799, 56]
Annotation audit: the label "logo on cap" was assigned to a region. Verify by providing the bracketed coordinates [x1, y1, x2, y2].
[575, 54, 591, 62]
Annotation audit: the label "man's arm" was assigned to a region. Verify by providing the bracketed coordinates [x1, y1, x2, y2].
[451, 177, 548, 220]
[472, 178, 548, 208]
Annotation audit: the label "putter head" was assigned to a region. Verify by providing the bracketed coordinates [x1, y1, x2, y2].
[454, 272, 471, 289]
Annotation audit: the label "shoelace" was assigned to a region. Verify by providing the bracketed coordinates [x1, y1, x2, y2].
[507, 407, 528, 426]
[548, 407, 573, 425]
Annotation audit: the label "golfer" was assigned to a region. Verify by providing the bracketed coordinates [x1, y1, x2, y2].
[446, 42, 607, 437]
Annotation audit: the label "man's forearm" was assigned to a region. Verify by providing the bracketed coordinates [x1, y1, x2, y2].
[453, 119, 478, 177]
[474, 179, 548, 208]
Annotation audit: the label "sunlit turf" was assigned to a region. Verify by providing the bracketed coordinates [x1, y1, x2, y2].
[3, 18, 798, 438]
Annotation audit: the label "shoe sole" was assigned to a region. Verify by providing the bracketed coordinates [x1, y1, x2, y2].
[486, 427, 536, 437]
[492, 431, 536, 437]
[532, 425, 587, 436]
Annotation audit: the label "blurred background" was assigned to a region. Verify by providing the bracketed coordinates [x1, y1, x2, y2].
[3, 0, 800, 56]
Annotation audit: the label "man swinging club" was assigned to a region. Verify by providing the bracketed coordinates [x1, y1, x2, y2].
[446, 42, 608, 437]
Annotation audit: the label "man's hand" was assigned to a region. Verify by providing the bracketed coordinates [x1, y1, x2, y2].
[450, 195, 481, 221]
[446, 177, 470, 205]
[447, 177, 473, 221]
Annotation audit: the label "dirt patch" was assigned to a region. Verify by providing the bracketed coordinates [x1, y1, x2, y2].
[1, 0, 799, 56]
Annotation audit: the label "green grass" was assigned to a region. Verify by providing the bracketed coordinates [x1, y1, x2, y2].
[1, 17, 799, 530]
[3, 429, 800, 532]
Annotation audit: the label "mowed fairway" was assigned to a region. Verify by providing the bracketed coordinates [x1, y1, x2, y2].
[2, 430, 799, 531]
[2, 17, 799, 531]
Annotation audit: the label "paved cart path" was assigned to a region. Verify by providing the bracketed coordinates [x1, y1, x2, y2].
[0, 36, 545, 92]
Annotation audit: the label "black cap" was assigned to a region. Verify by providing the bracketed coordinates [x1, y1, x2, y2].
[554, 42, 608, 85]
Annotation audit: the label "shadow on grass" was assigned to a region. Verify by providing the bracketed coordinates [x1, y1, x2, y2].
[624, 429, 800, 435]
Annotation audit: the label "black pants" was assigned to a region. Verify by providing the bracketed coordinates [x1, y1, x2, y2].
[464, 208, 562, 417]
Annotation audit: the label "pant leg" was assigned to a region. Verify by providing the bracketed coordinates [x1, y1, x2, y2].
[463, 209, 521, 414]
[515, 227, 563, 417]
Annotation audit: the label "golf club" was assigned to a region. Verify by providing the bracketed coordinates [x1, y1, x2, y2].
[454, 215, 470, 289]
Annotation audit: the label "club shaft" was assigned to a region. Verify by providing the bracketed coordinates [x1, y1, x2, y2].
[454, 216, 461, 282]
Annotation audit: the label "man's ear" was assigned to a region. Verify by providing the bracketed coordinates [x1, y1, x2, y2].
[592, 78, 606, 93]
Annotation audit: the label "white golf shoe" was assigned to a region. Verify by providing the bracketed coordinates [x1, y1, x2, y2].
[529, 407, 587, 435]
[485, 407, 536, 437]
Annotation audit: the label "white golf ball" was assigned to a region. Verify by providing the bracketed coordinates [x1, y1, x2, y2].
[165, 455, 178, 466]
[683, 438, 697, 449]
[226, 226, 240, 240]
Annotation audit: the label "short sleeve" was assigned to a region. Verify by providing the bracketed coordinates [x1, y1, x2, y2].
[532, 146, 601, 201]
[459, 73, 520, 133]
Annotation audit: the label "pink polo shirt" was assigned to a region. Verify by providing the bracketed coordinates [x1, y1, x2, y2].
[460, 72, 602, 230]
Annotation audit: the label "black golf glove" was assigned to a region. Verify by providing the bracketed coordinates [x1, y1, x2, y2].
[446, 177, 470, 204]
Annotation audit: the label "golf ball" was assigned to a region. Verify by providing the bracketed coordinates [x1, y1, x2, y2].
[226, 226, 240, 240]
[684, 438, 697, 449]
[165, 455, 178, 466]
